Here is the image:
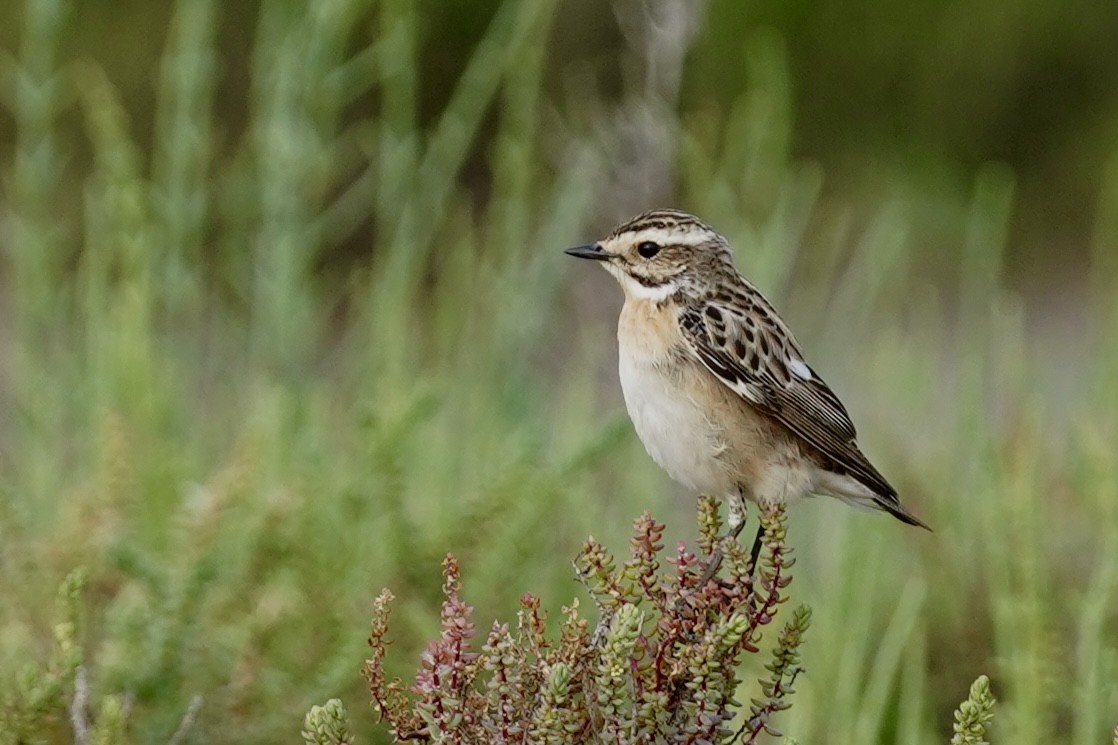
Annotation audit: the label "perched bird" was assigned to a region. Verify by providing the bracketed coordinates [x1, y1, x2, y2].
[565, 209, 928, 570]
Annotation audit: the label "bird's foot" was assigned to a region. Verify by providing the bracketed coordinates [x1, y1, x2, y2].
[727, 491, 748, 539]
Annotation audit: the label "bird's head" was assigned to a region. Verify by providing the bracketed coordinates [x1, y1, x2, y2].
[564, 209, 735, 300]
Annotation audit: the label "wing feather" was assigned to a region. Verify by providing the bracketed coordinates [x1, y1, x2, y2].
[678, 296, 901, 504]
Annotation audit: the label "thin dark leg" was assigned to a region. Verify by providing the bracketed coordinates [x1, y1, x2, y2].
[748, 522, 764, 574]
[698, 492, 749, 586]
[701, 516, 765, 588]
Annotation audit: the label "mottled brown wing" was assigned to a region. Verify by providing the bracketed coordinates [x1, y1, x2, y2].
[678, 296, 901, 504]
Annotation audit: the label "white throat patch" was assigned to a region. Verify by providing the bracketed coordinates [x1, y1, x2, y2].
[606, 264, 679, 301]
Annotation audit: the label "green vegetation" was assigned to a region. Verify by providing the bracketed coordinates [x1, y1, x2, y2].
[1, 0, 1116, 743]
[360, 503, 806, 744]
[950, 675, 996, 745]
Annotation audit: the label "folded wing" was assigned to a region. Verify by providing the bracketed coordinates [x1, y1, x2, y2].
[677, 293, 925, 527]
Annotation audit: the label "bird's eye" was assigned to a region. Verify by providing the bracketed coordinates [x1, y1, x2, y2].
[637, 241, 661, 258]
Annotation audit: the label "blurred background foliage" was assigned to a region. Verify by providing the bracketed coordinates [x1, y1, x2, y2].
[0, 0, 1116, 743]
[3, 0, 1116, 289]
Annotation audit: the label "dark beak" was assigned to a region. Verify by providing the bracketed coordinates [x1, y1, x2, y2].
[564, 243, 610, 261]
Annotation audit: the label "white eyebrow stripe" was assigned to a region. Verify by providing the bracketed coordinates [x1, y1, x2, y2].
[629, 226, 696, 248]
[788, 357, 812, 381]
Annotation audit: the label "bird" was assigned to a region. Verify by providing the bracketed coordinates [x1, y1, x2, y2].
[565, 208, 929, 574]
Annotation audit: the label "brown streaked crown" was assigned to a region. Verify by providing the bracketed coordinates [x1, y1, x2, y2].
[593, 209, 737, 294]
[606, 208, 716, 241]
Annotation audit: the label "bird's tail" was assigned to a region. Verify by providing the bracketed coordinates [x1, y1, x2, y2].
[874, 494, 932, 531]
[815, 468, 932, 531]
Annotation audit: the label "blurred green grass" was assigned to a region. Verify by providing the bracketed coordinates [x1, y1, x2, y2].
[1, 0, 1117, 743]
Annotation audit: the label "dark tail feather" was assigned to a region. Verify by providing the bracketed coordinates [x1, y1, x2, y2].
[876, 496, 932, 532]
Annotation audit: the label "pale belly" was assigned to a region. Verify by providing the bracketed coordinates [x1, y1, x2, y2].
[615, 298, 815, 506]
[618, 349, 736, 497]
